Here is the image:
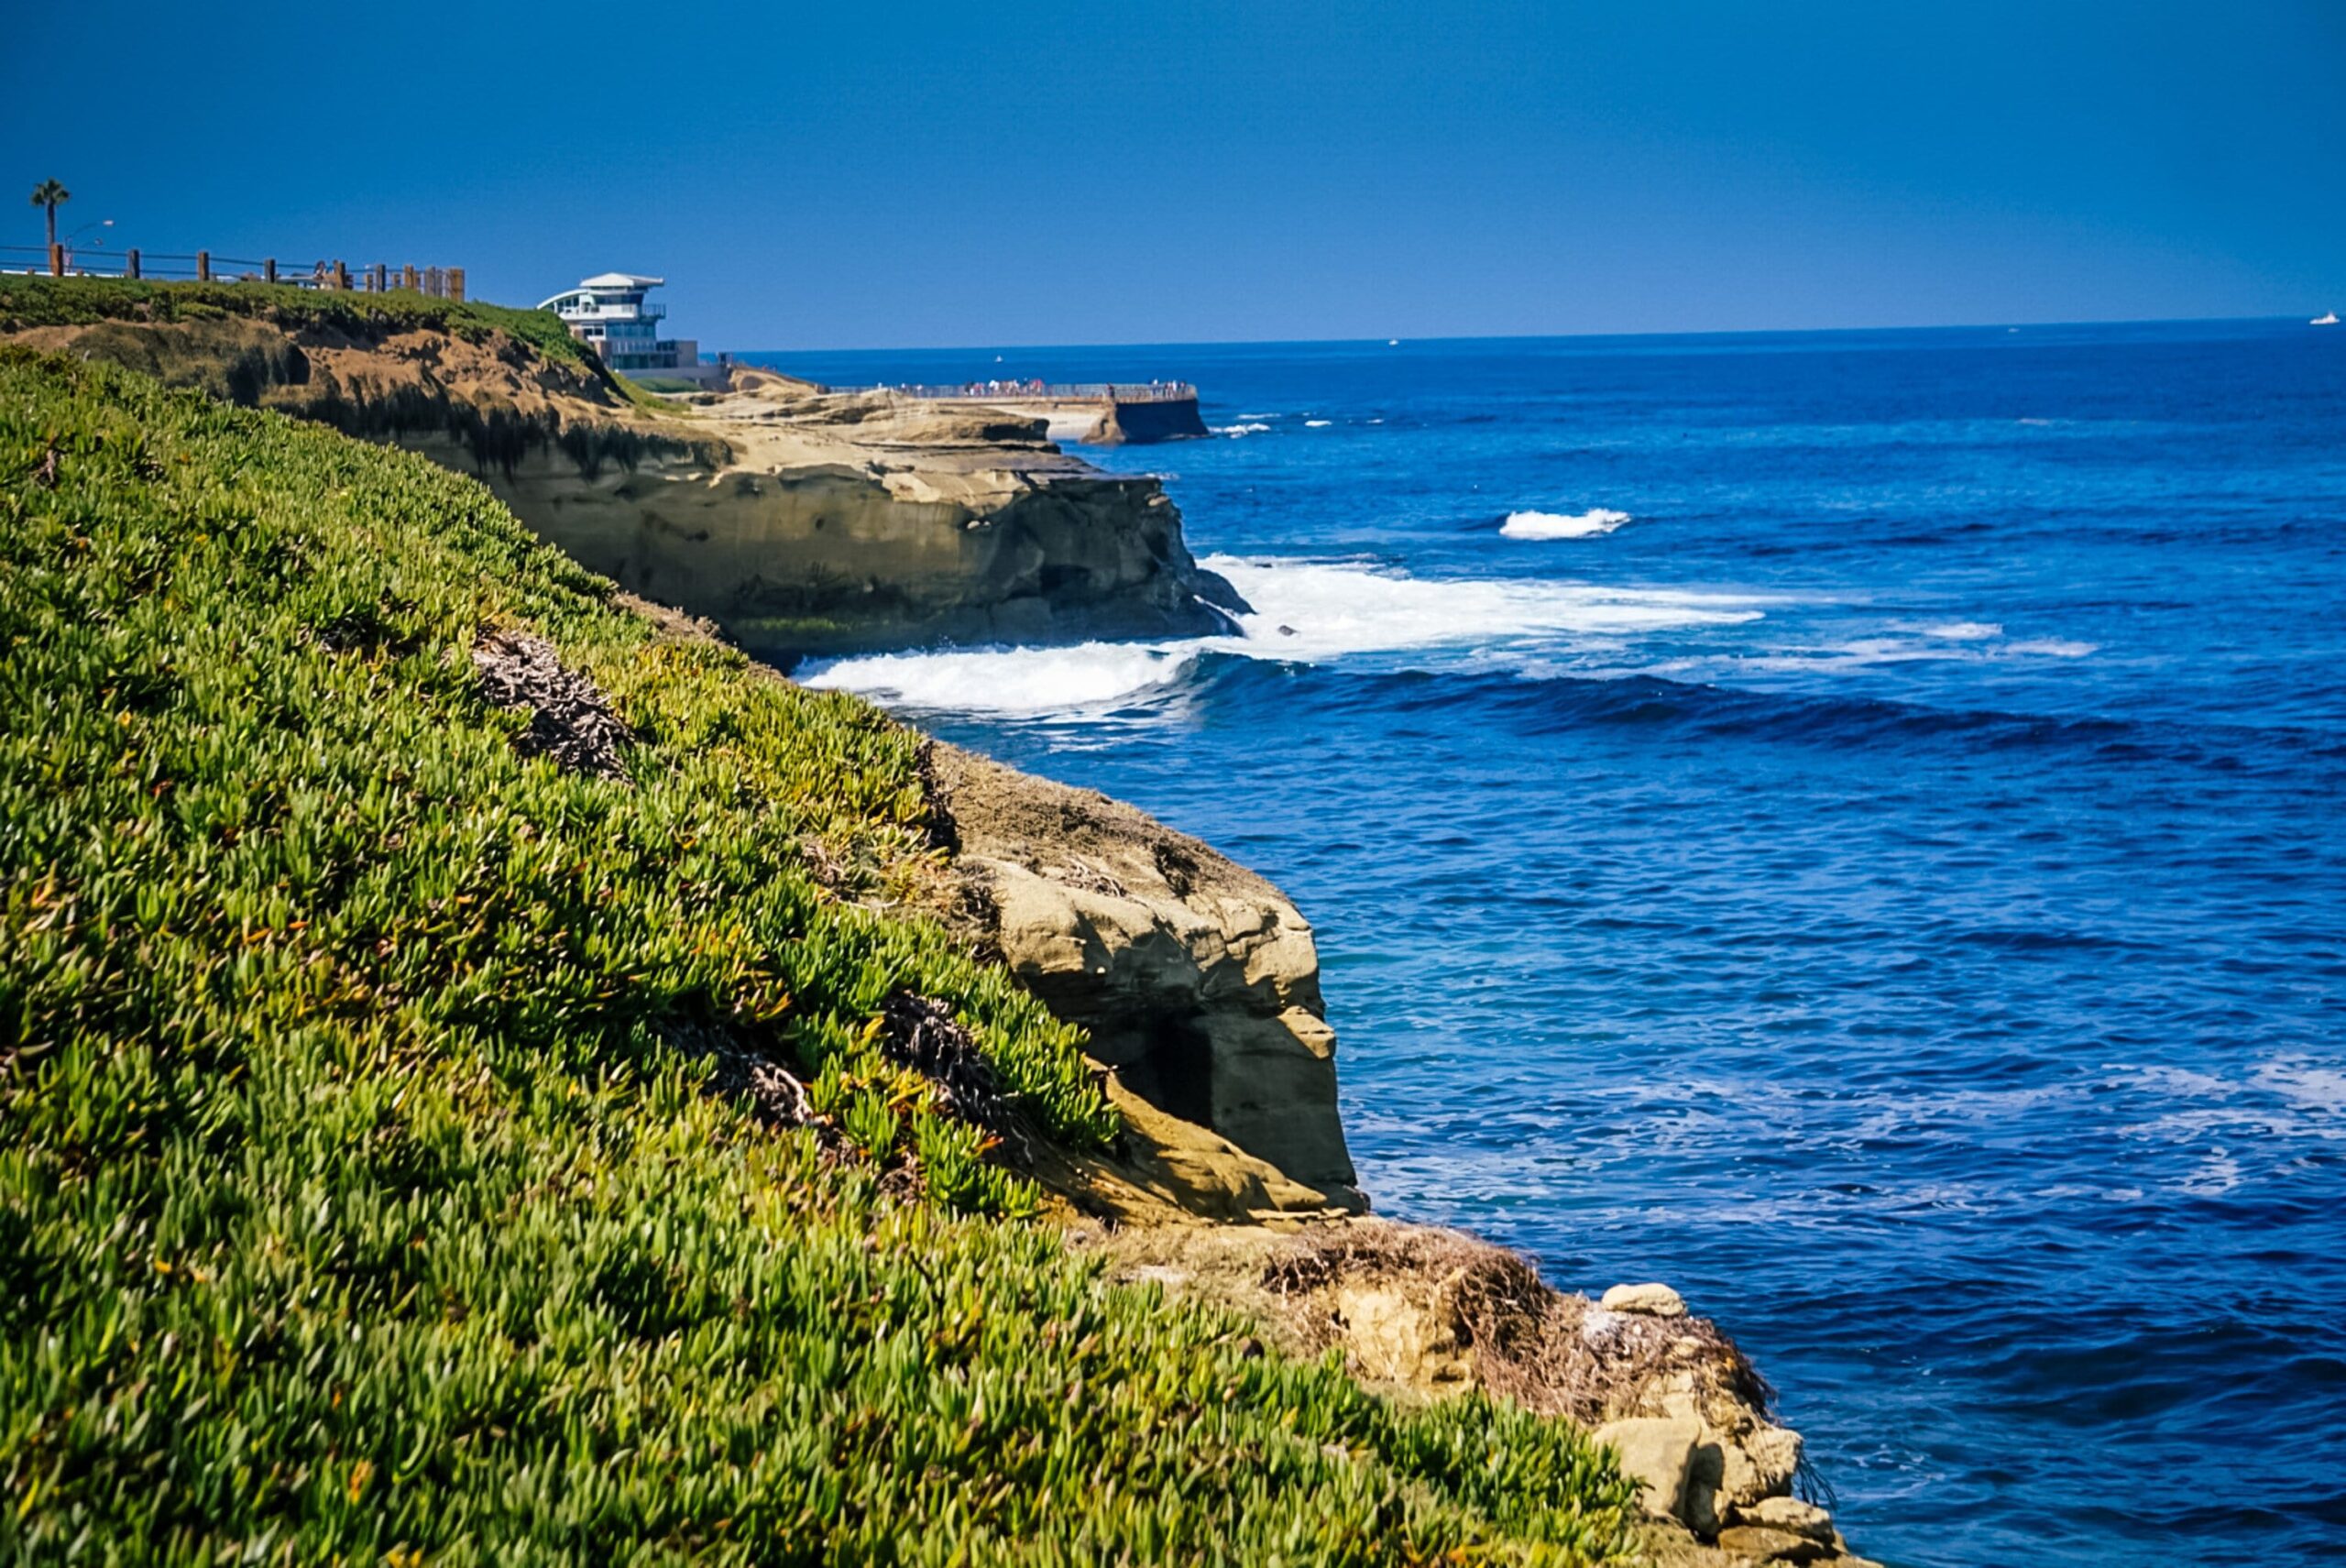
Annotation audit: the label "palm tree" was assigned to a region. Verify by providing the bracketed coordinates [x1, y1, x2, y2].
[29, 180, 70, 250]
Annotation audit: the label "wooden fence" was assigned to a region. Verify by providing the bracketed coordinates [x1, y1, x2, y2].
[3, 245, 465, 300]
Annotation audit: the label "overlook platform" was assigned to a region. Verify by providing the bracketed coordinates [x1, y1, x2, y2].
[826, 379, 1209, 445]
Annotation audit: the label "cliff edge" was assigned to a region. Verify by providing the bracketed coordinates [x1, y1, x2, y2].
[0, 279, 1241, 663]
[431, 368, 1244, 662]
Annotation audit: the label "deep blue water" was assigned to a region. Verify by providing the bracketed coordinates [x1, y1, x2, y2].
[751, 323, 2346, 1568]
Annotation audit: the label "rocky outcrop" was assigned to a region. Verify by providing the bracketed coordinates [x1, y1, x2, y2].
[926, 742, 1362, 1211]
[979, 393, 1211, 445]
[1091, 395, 1211, 444]
[1086, 1220, 1878, 1568]
[400, 389, 1241, 662]
[11, 305, 1242, 663]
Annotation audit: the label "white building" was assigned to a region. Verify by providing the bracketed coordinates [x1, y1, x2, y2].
[538, 272, 723, 387]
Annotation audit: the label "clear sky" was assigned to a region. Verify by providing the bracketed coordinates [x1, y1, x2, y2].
[8, 1, 2342, 348]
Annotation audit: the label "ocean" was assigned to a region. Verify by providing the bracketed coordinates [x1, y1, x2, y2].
[752, 322, 2346, 1568]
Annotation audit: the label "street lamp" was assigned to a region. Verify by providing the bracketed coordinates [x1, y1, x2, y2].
[62, 218, 114, 273]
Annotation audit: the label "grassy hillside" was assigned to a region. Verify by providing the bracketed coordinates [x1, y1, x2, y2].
[0, 275, 685, 442]
[0, 275, 608, 380]
[0, 349, 1638, 1563]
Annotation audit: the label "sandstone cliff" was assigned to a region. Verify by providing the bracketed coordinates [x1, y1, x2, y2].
[926, 742, 1364, 1213]
[6, 291, 1240, 662]
[416, 377, 1242, 662]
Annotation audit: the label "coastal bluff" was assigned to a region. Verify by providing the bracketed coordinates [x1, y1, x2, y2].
[1, 284, 1879, 1566]
[0, 280, 1240, 662]
[429, 370, 1244, 662]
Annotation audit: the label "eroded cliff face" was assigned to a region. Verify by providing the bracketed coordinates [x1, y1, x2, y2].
[925, 742, 1363, 1212]
[12, 312, 1241, 662]
[397, 388, 1238, 662]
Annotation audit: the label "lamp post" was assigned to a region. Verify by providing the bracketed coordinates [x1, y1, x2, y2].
[61, 218, 114, 274]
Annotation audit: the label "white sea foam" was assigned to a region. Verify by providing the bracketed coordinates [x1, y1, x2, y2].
[803, 642, 1200, 714]
[800, 554, 1766, 716]
[1500, 508, 1633, 540]
[1304, 419, 1332, 428]
[1738, 635, 2099, 672]
[1924, 621, 2004, 641]
[1212, 422, 1272, 437]
[2255, 1058, 2346, 1116]
[1203, 554, 1761, 656]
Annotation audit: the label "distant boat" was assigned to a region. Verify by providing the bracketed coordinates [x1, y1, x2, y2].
[2314, 312, 2341, 325]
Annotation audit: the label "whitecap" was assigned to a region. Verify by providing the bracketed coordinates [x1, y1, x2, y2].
[1304, 419, 1332, 428]
[1212, 422, 1272, 437]
[1924, 621, 2003, 641]
[1500, 508, 1633, 540]
[2002, 639, 2098, 658]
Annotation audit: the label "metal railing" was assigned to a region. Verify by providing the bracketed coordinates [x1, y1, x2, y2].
[821, 379, 1191, 403]
[830, 380, 1199, 403]
[1, 245, 466, 299]
[570, 302, 664, 322]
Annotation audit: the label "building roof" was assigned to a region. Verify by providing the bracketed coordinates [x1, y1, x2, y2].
[577, 272, 663, 290]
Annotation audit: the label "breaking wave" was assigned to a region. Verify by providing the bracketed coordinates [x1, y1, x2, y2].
[800, 554, 1763, 716]
[1500, 508, 1633, 540]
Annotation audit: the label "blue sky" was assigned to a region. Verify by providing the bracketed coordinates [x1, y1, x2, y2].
[8, 2, 2341, 347]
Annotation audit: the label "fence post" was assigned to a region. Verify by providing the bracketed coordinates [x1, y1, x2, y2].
[195, 250, 210, 281]
[263, 258, 276, 283]
[49, 243, 63, 277]
[401, 265, 417, 292]
[331, 260, 347, 291]
[424, 266, 443, 299]
[448, 267, 465, 303]
[126, 248, 140, 280]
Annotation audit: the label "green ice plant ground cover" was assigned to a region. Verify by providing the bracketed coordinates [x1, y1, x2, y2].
[0, 349, 1639, 1564]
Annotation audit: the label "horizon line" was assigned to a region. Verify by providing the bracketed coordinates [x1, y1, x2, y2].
[724, 311, 2327, 358]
